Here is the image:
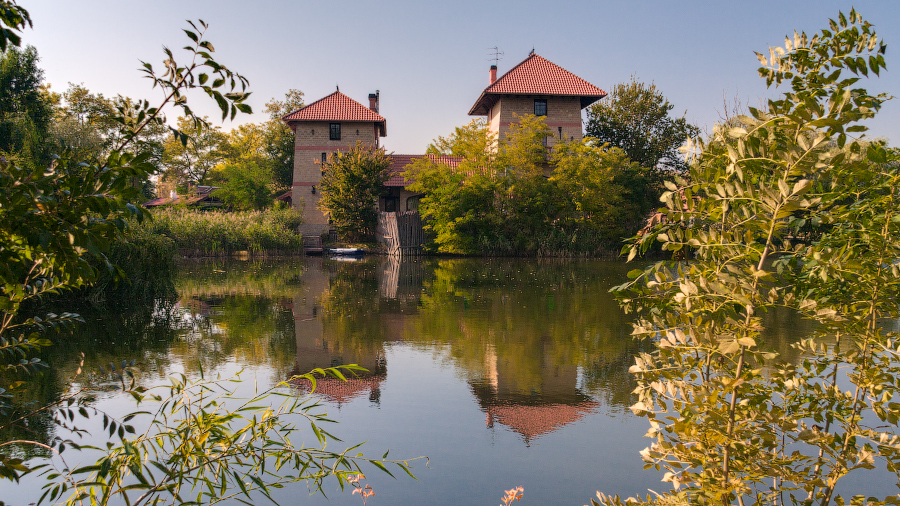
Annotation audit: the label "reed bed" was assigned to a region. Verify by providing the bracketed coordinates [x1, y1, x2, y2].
[142, 207, 304, 256]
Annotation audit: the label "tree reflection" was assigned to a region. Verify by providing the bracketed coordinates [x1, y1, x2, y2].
[301, 257, 650, 441]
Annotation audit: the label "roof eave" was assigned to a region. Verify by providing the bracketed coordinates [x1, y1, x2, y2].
[467, 92, 495, 116]
[580, 93, 607, 109]
[469, 91, 608, 115]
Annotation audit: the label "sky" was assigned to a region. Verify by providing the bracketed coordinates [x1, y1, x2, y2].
[21, 0, 900, 154]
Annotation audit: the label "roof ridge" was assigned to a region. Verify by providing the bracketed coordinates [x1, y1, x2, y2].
[468, 52, 606, 116]
[489, 52, 543, 91]
[281, 90, 340, 121]
[282, 91, 386, 135]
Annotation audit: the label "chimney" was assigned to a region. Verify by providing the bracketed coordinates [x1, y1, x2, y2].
[490, 65, 497, 84]
[368, 93, 377, 112]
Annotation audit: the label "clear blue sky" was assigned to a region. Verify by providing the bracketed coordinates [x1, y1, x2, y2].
[23, 0, 900, 154]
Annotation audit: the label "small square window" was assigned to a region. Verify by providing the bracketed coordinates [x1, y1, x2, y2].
[330, 123, 341, 140]
[534, 99, 547, 116]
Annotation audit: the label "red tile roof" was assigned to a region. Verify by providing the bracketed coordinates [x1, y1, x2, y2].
[289, 373, 386, 405]
[384, 154, 465, 187]
[485, 401, 599, 443]
[283, 91, 386, 136]
[469, 53, 607, 115]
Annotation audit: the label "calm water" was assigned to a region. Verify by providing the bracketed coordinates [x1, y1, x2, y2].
[0, 256, 891, 504]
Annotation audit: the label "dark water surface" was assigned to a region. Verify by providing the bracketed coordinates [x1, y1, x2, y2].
[1, 256, 890, 504]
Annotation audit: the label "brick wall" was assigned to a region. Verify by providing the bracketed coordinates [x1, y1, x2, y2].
[489, 95, 584, 149]
[290, 120, 381, 228]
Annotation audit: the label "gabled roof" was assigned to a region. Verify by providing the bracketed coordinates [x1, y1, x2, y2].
[384, 154, 465, 187]
[283, 91, 386, 136]
[468, 53, 607, 116]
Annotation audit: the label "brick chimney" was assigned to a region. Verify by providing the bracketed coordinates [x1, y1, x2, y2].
[490, 65, 497, 84]
[368, 90, 379, 113]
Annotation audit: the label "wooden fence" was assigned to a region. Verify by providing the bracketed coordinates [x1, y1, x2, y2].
[377, 211, 425, 257]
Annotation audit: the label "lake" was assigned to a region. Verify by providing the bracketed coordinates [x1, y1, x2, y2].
[0, 256, 891, 505]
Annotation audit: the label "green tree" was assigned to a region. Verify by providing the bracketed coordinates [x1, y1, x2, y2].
[318, 141, 392, 242]
[263, 89, 304, 191]
[406, 119, 501, 254]
[212, 160, 273, 210]
[550, 140, 635, 244]
[49, 84, 167, 169]
[0, 44, 51, 163]
[600, 10, 895, 506]
[407, 116, 635, 255]
[584, 77, 699, 216]
[160, 115, 225, 186]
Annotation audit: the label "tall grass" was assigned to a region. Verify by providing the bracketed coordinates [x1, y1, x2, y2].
[142, 207, 304, 256]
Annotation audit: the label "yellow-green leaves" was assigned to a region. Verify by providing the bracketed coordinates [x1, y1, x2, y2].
[602, 10, 900, 506]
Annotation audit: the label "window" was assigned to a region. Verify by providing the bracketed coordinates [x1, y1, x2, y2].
[382, 197, 399, 212]
[534, 99, 547, 116]
[329, 123, 341, 140]
[321, 152, 327, 164]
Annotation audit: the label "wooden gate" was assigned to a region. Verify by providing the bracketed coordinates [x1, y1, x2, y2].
[377, 211, 425, 256]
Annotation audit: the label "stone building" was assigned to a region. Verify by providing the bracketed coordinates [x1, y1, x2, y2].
[282, 52, 605, 233]
[282, 90, 386, 236]
[468, 51, 606, 150]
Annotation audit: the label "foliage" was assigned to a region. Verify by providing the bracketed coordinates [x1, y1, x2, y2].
[84, 224, 177, 305]
[406, 116, 638, 256]
[0, 16, 288, 486]
[584, 77, 700, 216]
[601, 10, 896, 506]
[0, 0, 29, 52]
[263, 89, 304, 191]
[197, 89, 305, 203]
[0, 44, 52, 164]
[406, 119, 499, 254]
[211, 160, 273, 210]
[501, 486, 524, 506]
[160, 115, 225, 186]
[318, 141, 393, 242]
[48, 84, 169, 171]
[143, 207, 303, 255]
[35, 368, 418, 505]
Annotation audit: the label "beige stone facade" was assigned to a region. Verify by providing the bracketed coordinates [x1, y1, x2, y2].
[291, 120, 381, 235]
[486, 95, 584, 150]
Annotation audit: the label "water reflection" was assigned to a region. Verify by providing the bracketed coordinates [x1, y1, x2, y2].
[288, 256, 649, 443]
[291, 258, 389, 405]
[4, 255, 841, 505]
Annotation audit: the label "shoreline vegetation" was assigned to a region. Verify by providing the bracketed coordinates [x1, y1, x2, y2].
[47, 207, 307, 307]
[143, 206, 305, 257]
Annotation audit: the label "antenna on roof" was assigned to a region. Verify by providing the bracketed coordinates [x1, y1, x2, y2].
[336, 84, 340, 92]
[487, 46, 504, 65]
[530, 47, 535, 55]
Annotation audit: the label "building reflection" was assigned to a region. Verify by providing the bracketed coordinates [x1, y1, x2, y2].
[289, 257, 388, 406]
[470, 344, 599, 445]
[288, 257, 621, 443]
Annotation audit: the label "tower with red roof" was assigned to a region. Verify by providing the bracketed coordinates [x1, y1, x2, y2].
[282, 90, 386, 234]
[468, 52, 606, 150]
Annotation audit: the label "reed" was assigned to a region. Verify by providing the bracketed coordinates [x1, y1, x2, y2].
[143, 207, 304, 256]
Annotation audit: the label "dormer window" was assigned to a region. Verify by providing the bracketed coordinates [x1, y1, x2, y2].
[330, 123, 341, 140]
[534, 99, 547, 116]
